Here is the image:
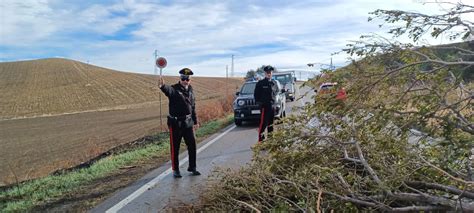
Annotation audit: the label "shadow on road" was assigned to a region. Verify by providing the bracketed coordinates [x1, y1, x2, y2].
[235, 121, 259, 127]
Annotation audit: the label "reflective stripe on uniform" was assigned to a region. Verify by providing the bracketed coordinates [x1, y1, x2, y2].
[169, 127, 175, 170]
[258, 107, 265, 142]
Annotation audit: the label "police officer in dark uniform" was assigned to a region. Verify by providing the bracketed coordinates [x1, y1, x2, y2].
[159, 68, 201, 178]
[254, 65, 279, 142]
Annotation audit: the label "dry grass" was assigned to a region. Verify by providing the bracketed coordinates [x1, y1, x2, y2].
[197, 94, 235, 123]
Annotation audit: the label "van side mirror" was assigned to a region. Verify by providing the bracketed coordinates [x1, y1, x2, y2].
[235, 91, 240, 95]
[281, 89, 286, 93]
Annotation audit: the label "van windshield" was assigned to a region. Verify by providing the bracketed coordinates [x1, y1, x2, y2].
[272, 74, 292, 84]
[240, 82, 256, 94]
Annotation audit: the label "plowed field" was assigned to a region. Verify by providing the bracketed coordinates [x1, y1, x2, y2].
[0, 58, 243, 185]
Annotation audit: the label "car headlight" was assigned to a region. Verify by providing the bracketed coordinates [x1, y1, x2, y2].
[237, 100, 245, 106]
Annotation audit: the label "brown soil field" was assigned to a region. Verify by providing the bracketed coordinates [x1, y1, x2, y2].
[0, 58, 242, 119]
[0, 58, 243, 186]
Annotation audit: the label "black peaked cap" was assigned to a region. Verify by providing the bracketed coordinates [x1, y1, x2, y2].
[179, 68, 194, 75]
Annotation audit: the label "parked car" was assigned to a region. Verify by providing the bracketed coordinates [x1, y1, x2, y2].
[314, 82, 347, 105]
[233, 80, 287, 126]
[272, 71, 296, 101]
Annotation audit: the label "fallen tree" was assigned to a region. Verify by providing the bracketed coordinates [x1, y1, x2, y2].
[201, 1, 473, 211]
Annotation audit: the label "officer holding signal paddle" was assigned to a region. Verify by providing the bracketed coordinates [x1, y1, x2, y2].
[159, 68, 200, 178]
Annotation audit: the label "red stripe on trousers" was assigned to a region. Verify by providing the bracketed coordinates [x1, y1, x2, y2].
[258, 107, 265, 142]
[169, 127, 175, 170]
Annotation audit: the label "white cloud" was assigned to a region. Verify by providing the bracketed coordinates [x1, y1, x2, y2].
[1, 0, 470, 76]
[1, 0, 58, 45]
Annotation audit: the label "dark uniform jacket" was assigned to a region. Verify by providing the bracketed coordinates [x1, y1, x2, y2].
[254, 78, 278, 106]
[160, 83, 197, 124]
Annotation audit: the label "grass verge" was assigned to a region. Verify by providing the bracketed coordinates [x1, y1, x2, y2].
[0, 115, 234, 212]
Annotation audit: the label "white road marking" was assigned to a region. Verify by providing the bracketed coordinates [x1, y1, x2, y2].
[297, 86, 306, 107]
[299, 98, 305, 107]
[105, 125, 237, 213]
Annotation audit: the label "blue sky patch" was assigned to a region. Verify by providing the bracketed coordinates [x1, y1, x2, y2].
[102, 23, 141, 41]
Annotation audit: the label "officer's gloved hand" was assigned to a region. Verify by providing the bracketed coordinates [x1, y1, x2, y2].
[159, 76, 165, 87]
[256, 101, 262, 108]
[193, 123, 200, 131]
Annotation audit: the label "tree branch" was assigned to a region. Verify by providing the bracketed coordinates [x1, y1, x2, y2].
[232, 199, 261, 213]
[431, 46, 474, 54]
[359, 60, 428, 97]
[430, 114, 474, 135]
[406, 181, 474, 199]
[316, 190, 323, 213]
[411, 50, 474, 66]
[335, 173, 353, 193]
[353, 140, 382, 185]
[323, 191, 391, 211]
[391, 205, 450, 212]
[420, 156, 474, 186]
[390, 192, 474, 210]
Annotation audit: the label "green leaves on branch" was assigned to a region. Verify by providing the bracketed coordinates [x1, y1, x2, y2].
[369, 2, 473, 42]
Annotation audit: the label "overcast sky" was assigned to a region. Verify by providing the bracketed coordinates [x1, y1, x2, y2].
[0, 0, 469, 77]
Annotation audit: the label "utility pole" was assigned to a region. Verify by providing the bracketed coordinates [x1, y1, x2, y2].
[154, 50, 158, 75]
[231, 54, 234, 77]
[226, 65, 229, 97]
[330, 57, 334, 71]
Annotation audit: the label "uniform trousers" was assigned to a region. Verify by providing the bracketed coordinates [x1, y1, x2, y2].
[168, 124, 196, 171]
[258, 104, 274, 142]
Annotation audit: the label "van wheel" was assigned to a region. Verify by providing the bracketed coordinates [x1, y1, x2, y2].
[235, 120, 242, 126]
[282, 110, 286, 118]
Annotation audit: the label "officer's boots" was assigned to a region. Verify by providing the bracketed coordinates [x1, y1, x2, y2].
[188, 168, 201, 176]
[173, 170, 182, 178]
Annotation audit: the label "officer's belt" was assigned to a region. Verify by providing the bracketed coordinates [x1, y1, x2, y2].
[168, 114, 191, 121]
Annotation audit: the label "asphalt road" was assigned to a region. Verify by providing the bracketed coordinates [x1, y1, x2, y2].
[92, 84, 313, 213]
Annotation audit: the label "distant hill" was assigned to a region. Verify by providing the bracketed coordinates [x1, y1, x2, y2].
[312, 41, 474, 85]
[430, 41, 474, 82]
[0, 58, 242, 119]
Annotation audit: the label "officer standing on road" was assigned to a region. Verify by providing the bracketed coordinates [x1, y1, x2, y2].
[254, 65, 279, 142]
[159, 68, 201, 178]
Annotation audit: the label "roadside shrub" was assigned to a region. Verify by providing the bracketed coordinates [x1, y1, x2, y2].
[197, 94, 234, 124]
